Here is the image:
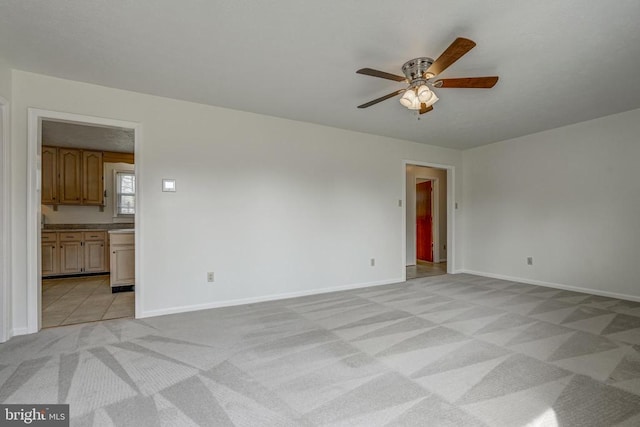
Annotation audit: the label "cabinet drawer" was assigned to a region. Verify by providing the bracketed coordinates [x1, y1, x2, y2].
[84, 231, 106, 241]
[41, 232, 58, 242]
[58, 232, 83, 242]
[110, 233, 134, 246]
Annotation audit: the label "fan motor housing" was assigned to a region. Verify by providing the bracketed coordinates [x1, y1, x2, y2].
[401, 57, 435, 81]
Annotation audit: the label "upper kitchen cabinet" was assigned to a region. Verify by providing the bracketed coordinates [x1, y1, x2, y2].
[41, 146, 58, 204]
[82, 150, 104, 205]
[42, 146, 105, 206]
[58, 148, 82, 204]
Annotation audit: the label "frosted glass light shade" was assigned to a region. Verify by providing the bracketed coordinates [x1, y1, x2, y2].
[399, 90, 422, 109]
[417, 85, 439, 107]
[401, 86, 439, 110]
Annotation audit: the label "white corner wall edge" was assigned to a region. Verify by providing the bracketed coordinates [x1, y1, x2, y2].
[11, 327, 29, 337]
[460, 269, 640, 303]
[140, 277, 404, 318]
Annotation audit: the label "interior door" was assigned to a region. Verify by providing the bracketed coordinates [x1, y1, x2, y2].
[416, 181, 433, 262]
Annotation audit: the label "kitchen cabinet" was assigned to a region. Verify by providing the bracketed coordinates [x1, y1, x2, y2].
[109, 231, 135, 287]
[59, 231, 84, 274]
[41, 146, 58, 204]
[41, 230, 109, 277]
[41, 232, 59, 276]
[58, 148, 82, 204]
[60, 241, 83, 274]
[42, 146, 104, 206]
[82, 150, 103, 205]
[83, 231, 107, 272]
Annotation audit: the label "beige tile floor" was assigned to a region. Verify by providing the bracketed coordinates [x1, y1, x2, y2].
[406, 261, 447, 279]
[41, 274, 134, 328]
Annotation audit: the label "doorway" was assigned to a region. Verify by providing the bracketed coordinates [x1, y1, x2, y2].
[27, 109, 141, 333]
[404, 162, 452, 279]
[416, 180, 434, 262]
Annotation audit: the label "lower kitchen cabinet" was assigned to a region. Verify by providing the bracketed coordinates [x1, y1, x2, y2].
[84, 240, 106, 272]
[109, 232, 135, 287]
[60, 241, 83, 274]
[41, 233, 59, 276]
[41, 230, 109, 276]
[84, 231, 107, 273]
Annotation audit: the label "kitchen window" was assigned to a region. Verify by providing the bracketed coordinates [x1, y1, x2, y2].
[114, 170, 135, 216]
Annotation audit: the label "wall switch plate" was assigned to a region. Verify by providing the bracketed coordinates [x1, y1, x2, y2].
[162, 179, 176, 192]
[370, 258, 375, 267]
[207, 272, 214, 282]
[527, 257, 533, 265]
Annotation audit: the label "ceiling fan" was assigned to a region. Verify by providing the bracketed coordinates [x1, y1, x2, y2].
[356, 37, 498, 115]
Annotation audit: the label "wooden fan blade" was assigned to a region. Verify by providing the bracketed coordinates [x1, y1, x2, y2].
[426, 37, 476, 77]
[435, 76, 499, 88]
[357, 89, 405, 108]
[356, 68, 406, 82]
[419, 103, 433, 115]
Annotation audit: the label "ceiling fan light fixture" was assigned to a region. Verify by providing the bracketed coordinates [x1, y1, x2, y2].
[400, 85, 438, 110]
[399, 89, 417, 108]
[417, 85, 439, 107]
[356, 38, 497, 113]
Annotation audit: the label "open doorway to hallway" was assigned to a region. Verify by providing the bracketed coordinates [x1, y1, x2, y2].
[406, 164, 448, 279]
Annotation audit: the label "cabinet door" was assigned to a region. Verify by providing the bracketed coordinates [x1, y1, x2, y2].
[84, 240, 106, 272]
[110, 245, 135, 286]
[41, 146, 58, 204]
[41, 242, 59, 276]
[82, 150, 104, 205]
[60, 241, 83, 274]
[58, 148, 82, 204]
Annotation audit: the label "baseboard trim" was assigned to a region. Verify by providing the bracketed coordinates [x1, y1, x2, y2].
[139, 277, 405, 319]
[460, 269, 640, 303]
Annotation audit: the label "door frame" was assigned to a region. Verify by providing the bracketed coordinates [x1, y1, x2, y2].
[0, 95, 10, 342]
[415, 177, 440, 263]
[402, 160, 454, 279]
[26, 108, 142, 334]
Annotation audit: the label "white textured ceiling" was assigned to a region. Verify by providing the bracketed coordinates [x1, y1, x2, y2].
[2, 1, 640, 149]
[42, 120, 134, 153]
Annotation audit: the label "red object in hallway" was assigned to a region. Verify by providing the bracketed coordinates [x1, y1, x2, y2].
[416, 181, 433, 262]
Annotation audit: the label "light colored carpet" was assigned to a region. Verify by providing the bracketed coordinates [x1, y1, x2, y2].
[2, 274, 640, 426]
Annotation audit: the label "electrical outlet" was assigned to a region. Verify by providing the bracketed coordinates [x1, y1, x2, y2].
[527, 257, 533, 266]
[207, 272, 215, 282]
[370, 258, 375, 267]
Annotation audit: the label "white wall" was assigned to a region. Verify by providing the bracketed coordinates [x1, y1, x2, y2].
[0, 57, 11, 100]
[462, 108, 640, 299]
[42, 162, 135, 224]
[0, 58, 12, 341]
[405, 165, 447, 265]
[10, 71, 463, 331]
